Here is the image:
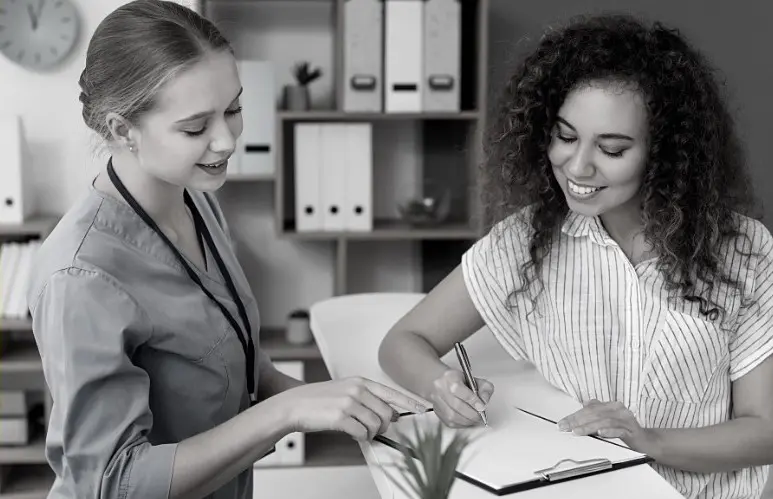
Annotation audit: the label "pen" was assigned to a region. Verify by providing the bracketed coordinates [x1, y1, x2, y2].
[454, 342, 489, 427]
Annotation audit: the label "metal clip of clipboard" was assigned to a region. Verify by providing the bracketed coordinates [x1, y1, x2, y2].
[534, 458, 613, 482]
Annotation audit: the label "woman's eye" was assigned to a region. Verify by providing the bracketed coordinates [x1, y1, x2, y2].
[557, 135, 576, 143]
[601, 148, 625, 158]
[184, 128, 206, 137]
[225, 106, 243, 116]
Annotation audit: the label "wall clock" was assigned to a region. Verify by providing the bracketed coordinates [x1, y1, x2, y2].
[0, 0, 80, 71]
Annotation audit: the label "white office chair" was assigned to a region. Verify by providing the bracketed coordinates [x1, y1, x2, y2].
[309, 292, 514, 385]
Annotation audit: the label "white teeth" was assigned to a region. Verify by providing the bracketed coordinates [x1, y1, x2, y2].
[568, 180, 601, 195]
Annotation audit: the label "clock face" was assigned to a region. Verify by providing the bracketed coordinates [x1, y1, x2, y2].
[0, 0, 79, 71]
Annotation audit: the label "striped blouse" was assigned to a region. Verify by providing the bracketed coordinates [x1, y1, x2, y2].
[462, 208, 773, 499]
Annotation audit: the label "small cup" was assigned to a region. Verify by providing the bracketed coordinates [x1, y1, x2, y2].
[286, 309, 312, 345]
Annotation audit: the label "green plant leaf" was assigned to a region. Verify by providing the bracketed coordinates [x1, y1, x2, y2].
[378, 419, 475, 499]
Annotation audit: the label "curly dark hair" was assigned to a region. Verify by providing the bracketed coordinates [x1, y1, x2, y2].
[482, 13, 759, 320]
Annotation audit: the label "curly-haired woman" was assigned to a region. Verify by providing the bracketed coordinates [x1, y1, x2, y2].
[379, 13, 773, 499]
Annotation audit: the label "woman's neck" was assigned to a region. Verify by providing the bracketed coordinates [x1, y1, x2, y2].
[95, 151, 189, 238]
[599, 195, 654, 264]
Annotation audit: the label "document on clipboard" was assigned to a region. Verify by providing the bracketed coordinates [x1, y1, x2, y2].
[374, 395, 652, 496]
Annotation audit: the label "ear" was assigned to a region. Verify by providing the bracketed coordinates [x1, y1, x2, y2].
[105, 112, 139, 151]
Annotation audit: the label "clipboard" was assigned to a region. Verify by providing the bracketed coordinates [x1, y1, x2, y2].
[374, 402, 653, 496]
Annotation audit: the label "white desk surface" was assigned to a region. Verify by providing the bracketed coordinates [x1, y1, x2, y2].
[308, 293, 684, 499]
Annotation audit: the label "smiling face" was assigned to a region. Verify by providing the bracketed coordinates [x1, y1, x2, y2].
[548, 81, 649, 218]
[128, 49, 244, 192]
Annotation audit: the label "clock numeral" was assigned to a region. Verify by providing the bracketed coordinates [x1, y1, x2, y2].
[35, 53, 41, 64]
[61, 17, 71, 23]
[60, 34, 68, 40]
[50, 46, 58, 56]
[55, 1, 63, 7]
[16, 50, 25, 62]
[0, 9, 6, 15]
[0, 26, 5, 32]
[0, 40, 10, 50]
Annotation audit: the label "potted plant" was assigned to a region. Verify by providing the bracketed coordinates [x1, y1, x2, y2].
[383, 419, 473, 499]
[283, 61, 322, 111]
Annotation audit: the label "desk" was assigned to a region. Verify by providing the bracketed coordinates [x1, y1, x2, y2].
[309, 293, 684, 499]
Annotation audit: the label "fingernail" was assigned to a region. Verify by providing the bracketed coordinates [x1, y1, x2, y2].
[474, 402, 485, 411]
[391, 411, 399, 422]
[416, 404, 427, 413]
[557, 420, 569, 431]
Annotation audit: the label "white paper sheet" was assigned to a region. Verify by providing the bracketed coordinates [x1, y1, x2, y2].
[380, 394, 648, 492]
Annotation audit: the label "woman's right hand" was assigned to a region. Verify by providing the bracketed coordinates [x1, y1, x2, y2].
[277, 377, 427, 442]
[429, 369, 494, 428]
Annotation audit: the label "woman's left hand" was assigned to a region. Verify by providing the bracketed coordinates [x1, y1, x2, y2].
[557, 399, 659, 453]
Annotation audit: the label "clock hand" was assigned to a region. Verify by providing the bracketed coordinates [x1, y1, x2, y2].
[27, 3, 39, 30]
[36, 0, 47, 23]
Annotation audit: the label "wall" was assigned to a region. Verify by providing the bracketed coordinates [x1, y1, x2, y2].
[1, 0, 421, 328]
[487, 0, 773, 226]
[4, 0, 770, 326]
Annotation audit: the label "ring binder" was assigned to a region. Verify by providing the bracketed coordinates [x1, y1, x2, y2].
[535, 458, 613, 482]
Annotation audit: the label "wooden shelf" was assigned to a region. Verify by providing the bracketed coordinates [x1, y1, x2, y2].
[281, 220, 479, 241]
[0, 318, 32, 332]
[278, 110, 481, 122]
[0, 218, 58, 239]
[261, 328, 321, 360]
[0, 464, 53, 499]
[0, 343, 41, 376]
[0, 437, 46, 465]
[226, 172, 275, 182]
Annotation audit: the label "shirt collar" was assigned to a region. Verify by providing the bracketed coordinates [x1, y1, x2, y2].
[561, 210, 612, 246]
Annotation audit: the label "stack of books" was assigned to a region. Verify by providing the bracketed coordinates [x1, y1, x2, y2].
[0, 240, 41, 319]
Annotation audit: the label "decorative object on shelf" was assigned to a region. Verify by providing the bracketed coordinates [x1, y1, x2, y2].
[286, 309, 312, 345]
[283, 61, 322, 111]
[397, 185, 451, 226]
[384, 418, 473, 499]
[0, 0, 80, 71]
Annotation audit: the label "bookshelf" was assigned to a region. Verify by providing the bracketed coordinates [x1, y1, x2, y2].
[0, 216, 55, 499]
[203, 0, 490, 295]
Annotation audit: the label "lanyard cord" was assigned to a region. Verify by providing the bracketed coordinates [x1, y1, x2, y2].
[106, 158, 256, 402]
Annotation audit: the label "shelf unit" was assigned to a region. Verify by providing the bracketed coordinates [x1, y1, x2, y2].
[0, 216, 56, 499]
[203, 0, 490, 295]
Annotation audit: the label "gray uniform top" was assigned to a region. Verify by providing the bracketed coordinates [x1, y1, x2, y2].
[27, 182, 269, 499]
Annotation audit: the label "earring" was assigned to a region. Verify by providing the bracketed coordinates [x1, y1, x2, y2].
[128, 144, 135, 153]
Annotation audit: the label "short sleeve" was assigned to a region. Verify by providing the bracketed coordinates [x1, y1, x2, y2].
[461, 214, 530, 361]
[730, 222, 773, 381]
[29, 267, 178, 499]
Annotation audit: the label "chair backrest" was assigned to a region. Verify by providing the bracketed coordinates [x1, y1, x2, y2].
[309, 293, 425, 382]
[309, 292, 513, 385]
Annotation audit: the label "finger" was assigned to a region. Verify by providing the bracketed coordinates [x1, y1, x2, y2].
[476, 378, 495, 405]
[344, 400, 383, 441]
[572, 419, 629, 437]
[338, 416, 370, 441]
[597, 428, 628, 439]
[364, 379, 427, 414]
[558, 405, 609, 431]
[434, 391, 480, 427]
[357, 387, 397, 435]
[447, 378, 486, 412]
[432, 396, 475, 428]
